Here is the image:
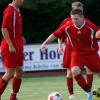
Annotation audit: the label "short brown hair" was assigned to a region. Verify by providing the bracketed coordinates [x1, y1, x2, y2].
[72, 1, 84, 7]
[70, 9, 84, 16]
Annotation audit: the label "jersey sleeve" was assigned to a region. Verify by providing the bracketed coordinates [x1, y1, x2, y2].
[2, 12, 13, 29]
[53, 25, 65, 39]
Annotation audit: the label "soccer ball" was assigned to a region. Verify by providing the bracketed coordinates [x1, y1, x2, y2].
[48, 92, 62, 100]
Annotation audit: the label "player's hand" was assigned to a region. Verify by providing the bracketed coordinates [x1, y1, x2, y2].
[9, 44, 16, 53]
[58, 47, 63, 55]
[40, 43, 47, 53]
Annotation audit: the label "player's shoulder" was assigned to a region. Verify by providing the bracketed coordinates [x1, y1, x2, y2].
[63, 17, 71, 21]
[4, 5, 14, 16]
[63, 23, 73, 31]
[63, 17, 71, 23]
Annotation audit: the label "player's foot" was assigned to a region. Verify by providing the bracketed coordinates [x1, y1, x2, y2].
[10, 93, 17, 100]
[87, 92, 92, 100]
[68, 94, 76, 99]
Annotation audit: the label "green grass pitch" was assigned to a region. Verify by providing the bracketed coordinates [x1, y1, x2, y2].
[2, 74, 100, 100]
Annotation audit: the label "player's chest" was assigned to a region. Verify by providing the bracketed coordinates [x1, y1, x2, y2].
[15, 12, 22, 26]
[68, 26, 92, 40]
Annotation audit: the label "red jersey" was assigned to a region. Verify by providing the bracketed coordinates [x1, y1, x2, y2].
[52, 17, 93, 46]
[1, 4, 23, 50]
[53, 20, 99, 56]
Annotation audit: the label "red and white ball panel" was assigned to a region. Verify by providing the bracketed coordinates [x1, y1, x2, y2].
[48, 92, 62, 100]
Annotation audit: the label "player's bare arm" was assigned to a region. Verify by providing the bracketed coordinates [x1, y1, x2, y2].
[1, 28, 16, 52]
[58, 39, 63, 55]
[95, 29, 100, 38]
[40, 34, 56, 52]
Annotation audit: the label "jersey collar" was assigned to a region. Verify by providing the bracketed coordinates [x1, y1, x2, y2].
[74, 21, 86, 30]
[9, 4, 20, 12]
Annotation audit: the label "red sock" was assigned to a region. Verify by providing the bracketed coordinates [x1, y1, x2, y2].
[75, 74, 90, 92]
[66, 77, 73, 95]
[86, 74, 93, 91]
[0, 78, 8, 95]
[10, 93, 17, 100]
[12, 77, 22, 93]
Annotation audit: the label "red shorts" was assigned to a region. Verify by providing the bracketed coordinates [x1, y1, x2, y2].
[1, 48, 24, 68]
[62, 46, 71, 68]
[71, 52, 100, 73]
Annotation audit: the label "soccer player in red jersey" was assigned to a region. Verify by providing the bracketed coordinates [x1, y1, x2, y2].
[0, 0, 25, 100]
[40, 9, 100, 100]
[57, 2, 83, 99]
[56, 2, 94, 99]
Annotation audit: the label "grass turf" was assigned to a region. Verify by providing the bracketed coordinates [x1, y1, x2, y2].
[2, 75, 100, 100]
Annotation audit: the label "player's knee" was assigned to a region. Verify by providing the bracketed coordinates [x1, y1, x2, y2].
[71, 66, 81, 76]
[3, 72, 14, 81]
[14, 68, 23, 78]
[14, 72, 22, 78]
[6, 69, 15, 79]
[67, 69, 73, 77]
[6, 74, 13, 79]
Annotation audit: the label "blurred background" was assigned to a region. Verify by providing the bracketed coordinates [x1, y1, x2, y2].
[0, 1, 100, 100]
[0, 0, 100, 44]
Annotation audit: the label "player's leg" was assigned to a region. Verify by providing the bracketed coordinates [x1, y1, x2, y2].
[66, 69, 73, 95]
[10, 67, 23, 100]
[66, 69, 75, 99]
[10, 49, 24, 100]
[86, 67, 94, 92]
[71, 66, 90, 92]
[71, 66, 89, 92]
[62, 45, 75, 98]
[0, 68, 15, 99]
[71, 66, 92, 98]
